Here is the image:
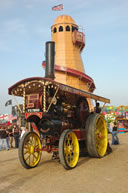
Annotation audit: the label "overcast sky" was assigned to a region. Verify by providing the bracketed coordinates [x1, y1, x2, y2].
[0, 0, 128, 114]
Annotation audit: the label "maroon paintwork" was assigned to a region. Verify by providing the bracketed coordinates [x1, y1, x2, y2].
[42, 61, 96, 92]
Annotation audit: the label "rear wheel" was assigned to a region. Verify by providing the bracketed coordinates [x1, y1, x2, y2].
[19, 131, 42, 169]
[85, 114, 108, 157]
[59, 129, 79, 169]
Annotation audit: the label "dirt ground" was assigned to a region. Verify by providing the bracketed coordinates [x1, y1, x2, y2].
[0, 133, 128, 193]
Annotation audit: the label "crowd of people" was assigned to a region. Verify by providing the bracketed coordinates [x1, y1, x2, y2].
[0, 125, 27, 151]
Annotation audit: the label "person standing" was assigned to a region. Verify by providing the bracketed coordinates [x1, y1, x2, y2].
[13, 125, 20, 148]
[112, 122, 119, 145]
[95, 102, 101, 113]
[8, 125, 14, 148]
[0, 126, 9, 151]
[109, 122, 113, 133]
[5, 126, 10, 150]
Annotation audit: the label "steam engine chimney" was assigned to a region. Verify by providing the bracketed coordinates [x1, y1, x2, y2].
[45, 41, 55, 80]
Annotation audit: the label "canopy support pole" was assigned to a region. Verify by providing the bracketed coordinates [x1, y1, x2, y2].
[11, 92, 22, 113]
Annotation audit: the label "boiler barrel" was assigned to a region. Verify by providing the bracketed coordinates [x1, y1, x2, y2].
[45, 41, 55, 80]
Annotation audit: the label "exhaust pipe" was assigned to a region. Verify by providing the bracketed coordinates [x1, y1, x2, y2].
[45, 41, 55, 80]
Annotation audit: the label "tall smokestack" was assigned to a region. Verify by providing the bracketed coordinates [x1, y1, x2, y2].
[45, 41, 55, 80]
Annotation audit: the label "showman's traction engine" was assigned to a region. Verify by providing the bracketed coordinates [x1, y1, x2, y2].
[8, 15, 110, 169]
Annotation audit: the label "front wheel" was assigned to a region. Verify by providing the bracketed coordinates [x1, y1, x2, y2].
[59, 129, 79, 169]
[18, 131, 42, 169]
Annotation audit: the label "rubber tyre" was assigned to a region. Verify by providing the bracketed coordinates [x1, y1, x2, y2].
[85, 113, 108, 157]
[59, 129, 79, 170]
[18, 131, 42, 169]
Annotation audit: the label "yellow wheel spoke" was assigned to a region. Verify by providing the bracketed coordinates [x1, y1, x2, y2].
[25, 154, 31, 161]
[33, 153, 38, 160]
[24, 141, 31, 146]
[24, 145, 30, 149]
[24, 151, 29, 155]
[28, 138, 33, 144]
[34, 144, 39, 149]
